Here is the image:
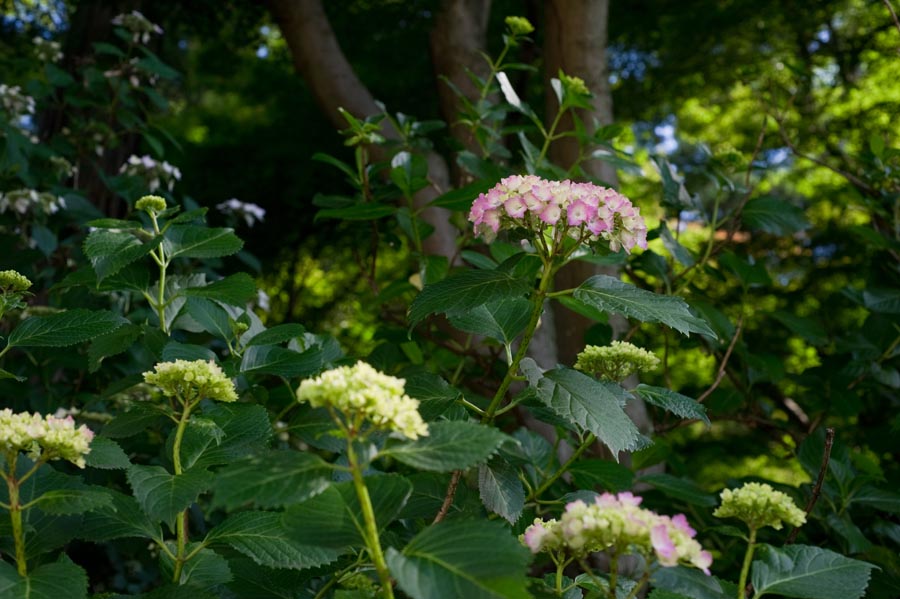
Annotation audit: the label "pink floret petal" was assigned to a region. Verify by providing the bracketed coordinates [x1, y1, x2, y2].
[651, 524, 677, 565]
[671, 513, 697, 537]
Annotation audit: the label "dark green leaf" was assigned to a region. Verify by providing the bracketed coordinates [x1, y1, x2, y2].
[478, 456, 524, 524]
[83, 229, 160, 281]
[206, 511, 340, 570]
[240, 344, 323, 378]
[85, 436, 131, 469]
[212, 451, 332, 510]
[659, 222, 695, 267]
[402, 370, 461, 421]
[88, 323, 142, 373]
[651, 567, 732, 599]
[383, 421, 508, 472]
[429, 179, 495, 210]
[126, 464, 214, 524]
[408, 268, 532, 328]
[448, 297, 532, 345]
[635, 385, 710, 426]
[79, 489, 163, 542]
[386, 520, 530, 599]
[32, 488, 112, 515]
[574, 275, 716, 337]
[752, 544, 876, 599]
[7, 309, 128, 348]
[161, 341, 217, 362]
[163, 225, 243, 259]
[245, 324, 306, 347]
[183, 273, 257, 306]
[637, 473, 717, 507]
[184, 297, 232, 341]
[103, 402, 167, 438]
[316, 203, 395, 221]
[742, 196, 810, 235]
[159, 543, 232, 588]
[0, 557, 88, 599]
[569, 459, 634, 492]
[178, 403, 272, 470]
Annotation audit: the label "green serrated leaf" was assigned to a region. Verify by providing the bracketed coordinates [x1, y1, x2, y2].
[478, 456, 524, 524]
[85, 435, 131, 469]
[448, 297, 532, 346]
[88, 323, 142, 373]
[245, 323, 306, 346]
[184, 297, 232, 341]
[659, 222, 695, 267]
[161, 341, 217, 362]
[183, 272, 257, 306]
[83, 229, 160, 281]
[635, 385, 710, 426]
[282, 475, 412, 549]
[103, 402, 167, 438]
[742, 196, 810, 235]
[651, 566, 733, 599]
[32, 488, 112, 515]
[383, 421, 508, 472]
[386, 520, 530, 599]
[79, 489, 163, 542]
[408, 267, 532, 328]
[178, 403, 272, 470]
[206, 511, 340, 570]
[402, 370, 461, 421]
[127, 464, 213, 524]
[240, 344, 323, 378]
[523, 360, 640, 458]
[212, 451, 331, 510]
[573, 275, 716, 337]
[7, 309, 128, 348]
[163, 225, 243, 259]
[751, 544, 876, 599]
[159, 543, 232, 588]
[429, 179, 495, 211]
[568, 459, 634, 492]
[0, 557, 88, 599]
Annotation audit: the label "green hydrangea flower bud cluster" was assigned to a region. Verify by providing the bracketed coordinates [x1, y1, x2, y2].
[297, 362, 429, 440]
[574, 341, 660, 382]
[0, 270, 31, 294]
[522, 492, 712, 575]
[713, 481, 807, 531]
[135, 195, 167, 214]
[0, 408, 94, 468]
[504, 16, 534, 36]
[143, 359, 238, 404]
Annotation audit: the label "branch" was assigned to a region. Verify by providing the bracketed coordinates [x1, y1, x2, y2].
[785, 427, 835, 544]
[697, 317, 743, 403]
[883, 0, 900, 40]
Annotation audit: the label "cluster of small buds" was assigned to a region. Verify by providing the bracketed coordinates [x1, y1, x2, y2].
[504, 16, 534, 36]
[574, 341, 660, 382]
[0, 188, 66, 216]
[559, 73, 590, 98]
[103, 57, 160, 89]
[143, 359, 238, 404]
[297, 362, 429, 440]
[33, 36, 63, 63]
[119, 155, 181, 192]
[522, 492, 712, 575]
[0, 270, 31, 294]
[111, 10, 164, 44]
[713, 482, 807, 531]
[0, 409, 94, 468]
[135, 194, 167, 213]
[49, 155, 77, 180]
[216, 198, 266, 227]
[468, 175, 648, 253]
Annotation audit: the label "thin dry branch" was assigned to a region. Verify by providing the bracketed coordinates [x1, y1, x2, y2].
[697, 316, 743, 403]
[884, 0, 900, 39]
[433, 469, 462, 523]
[786, 427, 835, 544]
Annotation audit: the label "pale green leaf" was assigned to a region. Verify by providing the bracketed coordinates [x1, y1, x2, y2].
[752, 544, 876, 599]
[386, 520, 531, 599]
[408, 268, 532, 328]
[573, 275, 715, 337]
[383, 421, 508, 472]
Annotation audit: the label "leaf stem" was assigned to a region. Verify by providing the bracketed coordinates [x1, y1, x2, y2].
[526, 433, 596, 503]
[149, 213, 169, 334]
[347, 440, 394, 599]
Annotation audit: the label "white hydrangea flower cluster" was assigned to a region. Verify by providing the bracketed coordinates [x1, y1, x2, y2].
[522, 492, 713, 575]
[143, 359, 238, 404]
[216, 198, 266, 227]
[0, 409, 94, 468]
[713, 482, 807, 530]
[297, 362, 429, 440]
[33, 37, 63, 63]
[0, 84, 36, 133]
[574, 341, 660, 382]
[0, 188, 66, 216]
[119, 155, 181, 192]
[103, 57, 160, 89]
[49, 155, 77, 180]
[111, 10, 164, 44]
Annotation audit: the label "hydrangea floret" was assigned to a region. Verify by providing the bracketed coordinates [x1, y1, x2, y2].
[216, 198, 266, 227]
[111, 10, 164, 44]
[574, 341, 660, 382]
[0, 409, 94, 468]
[713, 481, 806, 531]
[0, 188, 66, 216]
[522, 492, 712, 575]
[468, 175, 648, 253]
[143, 359, 238, 404]
[297, 362, 428, 440]
[119, 155, 181, 192]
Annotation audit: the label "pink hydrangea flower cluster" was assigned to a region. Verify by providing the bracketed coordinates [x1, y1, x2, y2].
[522, 491, 712, 575]
[468, 175, 648, 253]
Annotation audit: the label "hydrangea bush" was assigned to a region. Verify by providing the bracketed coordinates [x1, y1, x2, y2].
[0, 12, 890, 599]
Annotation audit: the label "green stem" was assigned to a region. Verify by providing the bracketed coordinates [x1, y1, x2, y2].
[608, 552, 618, 599]
[5, 457, 27, 577]
[482, 261, 555, 422]
[536, 107, 566, 166]
[149, 213, 169, 334]
[738, 527, 757, 599]
[527, 433, 596, 503]
[347, 441, 394, 599]
[622, 569, 651, 599]
[171, 399, 194, 584]
[554, 556, 565, 596]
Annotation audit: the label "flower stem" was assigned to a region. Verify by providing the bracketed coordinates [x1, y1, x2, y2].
[738, 527, 757, 599]
[347, 441, 394, 599]
[171, 400, 193, 584]
[5, 455, 27, 577]
[483, 261, 555, 422]
[527, 433, 596, 503]
[622, 569, 651, 599]
[608, 552, 618, 599]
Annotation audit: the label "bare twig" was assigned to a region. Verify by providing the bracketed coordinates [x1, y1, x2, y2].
[433, 470, 462, 524]
[786, 427, 835, 545]
[884, 0, 900, 39]
[697, 317, 743, 403]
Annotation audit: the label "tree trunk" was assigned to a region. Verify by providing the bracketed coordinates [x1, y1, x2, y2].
[269, 0, 457, 261]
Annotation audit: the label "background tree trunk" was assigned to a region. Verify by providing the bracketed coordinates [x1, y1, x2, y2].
[269, 0, 457, 260]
